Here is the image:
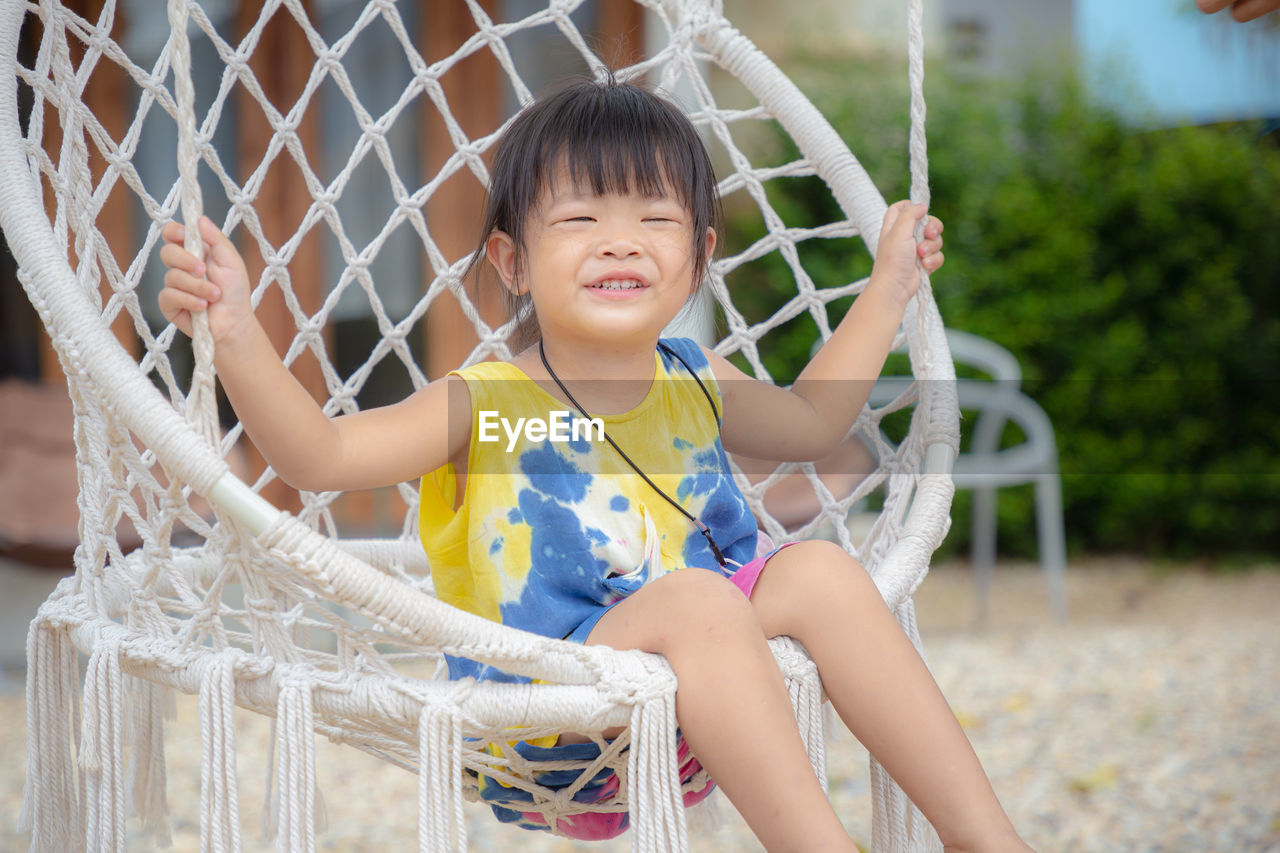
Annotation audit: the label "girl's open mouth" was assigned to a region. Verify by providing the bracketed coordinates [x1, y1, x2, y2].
[588, 278, 646, 291]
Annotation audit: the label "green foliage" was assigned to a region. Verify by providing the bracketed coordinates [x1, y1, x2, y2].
[724, 57, 1280, 558]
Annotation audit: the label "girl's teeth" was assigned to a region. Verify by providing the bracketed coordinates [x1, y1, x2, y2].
[594, 279, 642, 290]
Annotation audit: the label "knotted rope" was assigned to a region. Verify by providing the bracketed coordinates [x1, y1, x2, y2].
[166, 0, 219, 446]
[273, 677, 325, 853]
[81, 638, 127, 853]
[128, 676, 174, 847]
[907, 0, 930, 217]
[200, 654, 242, 853]
[867, 3, 946, 850]
[418, 697, 468, 852]
[610, 661, 687, 853]
[20, 617, 82, 852]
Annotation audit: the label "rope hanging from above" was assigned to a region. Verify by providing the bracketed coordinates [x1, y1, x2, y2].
[167, 0, 219, 447]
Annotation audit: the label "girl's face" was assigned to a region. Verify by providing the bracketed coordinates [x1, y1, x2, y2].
[486, 171, 715, 350]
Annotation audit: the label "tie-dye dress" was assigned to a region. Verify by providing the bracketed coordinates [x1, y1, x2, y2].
[417, 337, 759, 838]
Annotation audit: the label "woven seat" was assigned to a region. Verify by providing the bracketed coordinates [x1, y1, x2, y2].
[1, 1, 957, 850]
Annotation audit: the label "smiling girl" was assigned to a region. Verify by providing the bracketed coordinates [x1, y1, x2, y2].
[159, 77, 1032, 853]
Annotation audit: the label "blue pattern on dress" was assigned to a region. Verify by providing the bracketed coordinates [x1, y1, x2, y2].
[428, 338, 757, 683]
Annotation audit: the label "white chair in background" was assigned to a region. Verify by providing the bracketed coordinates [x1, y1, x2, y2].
[947, 329, 1067, 624]
[870, 329, 1068, 624]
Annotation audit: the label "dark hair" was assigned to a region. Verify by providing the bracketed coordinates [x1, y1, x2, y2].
[468, 76, 722, 347]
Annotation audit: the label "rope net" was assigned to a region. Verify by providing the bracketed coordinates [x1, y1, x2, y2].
[7, 0, 954, 849]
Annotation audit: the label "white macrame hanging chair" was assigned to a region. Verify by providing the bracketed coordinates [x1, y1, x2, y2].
[1, 0, 959, 850]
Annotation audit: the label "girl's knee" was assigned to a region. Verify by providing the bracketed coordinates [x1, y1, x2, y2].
[754, 540, 882, 633]
[661, 566, 757, 615]
[802, 539, 863, 568]
[770, 540, 869, 588]
[590, 568, 760, 655]
[649, 568, 761, 645]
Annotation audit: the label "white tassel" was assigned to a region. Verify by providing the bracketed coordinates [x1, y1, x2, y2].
[128, 676, 173, 848]
[200, 656, 241, 853]
[260, 718, 278, 844]
[788, 665, 828, 792]
[260, 713, 328, 846]
[274, 678, 321, 853]
[417, 702, 467, 852]
[627, 691, 688, 853]
[22, 618, 83, 853]
[870, 757, 941, 853]
[81, 640, 126, 853]
[870, 598, 943, 853]
[871, 758, 904, 852]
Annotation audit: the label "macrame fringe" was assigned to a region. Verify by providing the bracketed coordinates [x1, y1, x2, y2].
[789, 669, 828, 791]
[417, 702, 467, 852]
[871, 598, 943, 853]
[81, 639, 127, 853]
[200, 656, 241, 853]
[627, 691, 689, 853]
[260, 719, 277, 844]
[22, 618, 83, 853]
[871, 758, 940, 853]
[271, 678, 326, 853]
[127, 675, 174, 847]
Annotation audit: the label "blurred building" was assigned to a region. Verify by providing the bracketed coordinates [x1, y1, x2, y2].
[718, 0, 1279, 126]
[935, 0, 1076, 73]
[0, 0, 648, 566]
[721, 0, 943, 59]
[935, 0, 1280, 126]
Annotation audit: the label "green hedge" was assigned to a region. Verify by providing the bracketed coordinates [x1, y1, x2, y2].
[723, 59, 1280, 559]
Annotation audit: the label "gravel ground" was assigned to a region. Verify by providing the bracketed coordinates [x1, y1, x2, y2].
[2, 557, 1278, 851]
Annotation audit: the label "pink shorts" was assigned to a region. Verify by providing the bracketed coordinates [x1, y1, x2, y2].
[728, 537, 798, 598]
[565, 535, 796, 645]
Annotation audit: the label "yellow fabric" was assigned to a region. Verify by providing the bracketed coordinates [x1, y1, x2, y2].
[418, 339, 757, 680]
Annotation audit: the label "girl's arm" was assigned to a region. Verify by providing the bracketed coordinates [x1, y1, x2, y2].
[159, 217, 469, 492]
[710, 201, 943, 462]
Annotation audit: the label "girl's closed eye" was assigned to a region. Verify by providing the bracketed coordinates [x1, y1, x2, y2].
[644, 208, 685, 225]
[551, 213, 596, 227]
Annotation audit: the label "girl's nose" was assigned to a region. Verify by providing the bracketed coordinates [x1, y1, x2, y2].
[598, 233, 641, 259]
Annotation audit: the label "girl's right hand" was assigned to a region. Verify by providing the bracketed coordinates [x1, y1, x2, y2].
[158, 216, 254, 342]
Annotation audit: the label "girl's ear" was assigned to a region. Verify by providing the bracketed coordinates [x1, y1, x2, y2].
[485, 230, 521, 294]
[692, 226, 717, 294]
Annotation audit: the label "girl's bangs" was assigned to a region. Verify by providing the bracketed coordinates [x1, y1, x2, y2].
[535, 86, 707, 212]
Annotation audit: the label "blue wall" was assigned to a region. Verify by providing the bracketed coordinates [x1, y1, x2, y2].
[1076, 0, 1280, 126]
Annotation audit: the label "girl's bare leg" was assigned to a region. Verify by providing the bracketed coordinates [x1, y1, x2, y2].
[585, 567, 859, 852]
[748, 540, 1032, 853]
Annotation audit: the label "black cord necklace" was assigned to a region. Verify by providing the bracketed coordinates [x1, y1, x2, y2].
[538, 340, 728, 569]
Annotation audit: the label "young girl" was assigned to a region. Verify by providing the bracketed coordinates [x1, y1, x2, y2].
[160, 78, 1032, 853]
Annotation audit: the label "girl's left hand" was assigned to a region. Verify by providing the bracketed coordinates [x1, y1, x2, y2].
[871, 200, 944, 308]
